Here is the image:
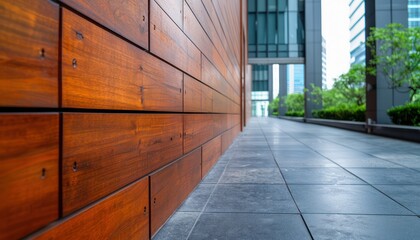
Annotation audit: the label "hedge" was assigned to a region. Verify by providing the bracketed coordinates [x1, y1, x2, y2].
[387, 102, 420, 126]
[312, 105, 365, 121]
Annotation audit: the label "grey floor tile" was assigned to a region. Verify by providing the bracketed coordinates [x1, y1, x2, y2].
[347, 168, 420, 184]
[202, 164, 226, 183]
[375, 185, 420, 214]
[386, 158, 420, 168]
[189, 213, 311, 240]
[276, 158, 339, 168]
[205, 184, 298, 213]
[178, 184, 215, 212]
[282, 167, 365, 185]
[289, 185, 412, 214]
[227, 157, 277, 168]
[332, 157, 402, 168]
[152, 212, 200, 240]
[304, 214, 420, 240]
[219, 167, 285, 184]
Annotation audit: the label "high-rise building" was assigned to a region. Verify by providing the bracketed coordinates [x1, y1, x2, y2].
[287, 64, 305, 94]
[349, 0, 366, 66]
[409, 0, 420, 27]
[322, 37, 327, 88]
[248, 0, 323, 117]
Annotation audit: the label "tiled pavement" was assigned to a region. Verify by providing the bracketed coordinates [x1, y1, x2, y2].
[153, 118, 420, 240]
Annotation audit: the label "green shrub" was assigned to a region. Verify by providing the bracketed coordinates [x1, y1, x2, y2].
[268, 97, 279, 116]
[312, 105, 365, 121]
[285, 111, 304, 117]
[387, 102, 420, 126]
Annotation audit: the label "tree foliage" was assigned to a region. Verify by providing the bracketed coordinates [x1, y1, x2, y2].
[366, 23, 420, 101]
[311, 64, 366, 108]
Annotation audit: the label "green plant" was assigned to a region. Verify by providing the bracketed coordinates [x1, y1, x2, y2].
[268, 97, 279, 116]
[387, 102, 420, 126]
[367, 23, 420, 101]
[285, 111, 304, 117]
[312, 105, 366, 122]
[283, 93, 304, 112]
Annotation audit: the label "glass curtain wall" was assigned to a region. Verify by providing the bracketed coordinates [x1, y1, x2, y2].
[251, 65, 270, 117]
[248, 0, 305, 58]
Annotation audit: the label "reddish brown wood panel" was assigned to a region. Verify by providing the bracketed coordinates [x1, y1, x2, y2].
[186, 0, 237, 87]
[62, 0, 148, 49]
[221, 128, 233, 154]
[213, 90, 228, 113]
[150, 0, 201, 80]
[202, 136, 221, 178]
[154, 0, 183, 29]
[33, 177, 149, 240]
[213, 114, 227, 137]
[201, 84, 213, 112]
[62, 113, 182, 216]
[150, 148, 201, 235]
[0, 1, 58, 107]
[184, 74, 202, 112]
[0, 114, 59, 240]
[184, 114, 214, 153]
[183, 1, 228, 81]
[62, 9, 182, 111]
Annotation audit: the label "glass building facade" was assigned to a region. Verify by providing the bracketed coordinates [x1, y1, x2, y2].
[287, 64, 304, 94]
[248, 0, 305, 58]
[349, 0, 366, 66]
[409, 0, 420, 27]
[251, 65, 270, 117]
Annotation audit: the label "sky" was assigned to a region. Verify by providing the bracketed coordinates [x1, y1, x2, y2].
[321, 0, 351, 89]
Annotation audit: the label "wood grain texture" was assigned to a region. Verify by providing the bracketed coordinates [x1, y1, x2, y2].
[0, 0, 58, 107]
[150, 0, 201, 80]
[62, 0, 148, 49]
[213, 90, 228, 113]
[62, 113, 182, 215]
[0, 114, 59, 240]
[184, 114, 214, 153]
[184, 74, 202, 112]
[213, 114, 227, 137]
[155, 0, 183, 29]
[201, 136, 221, 178]
[183, 1, 227, 80]
[62, 9, 182, 111]
[201, 84, 213, 112]
[33, 177, 149, 240]
[150, 148, 201, 235]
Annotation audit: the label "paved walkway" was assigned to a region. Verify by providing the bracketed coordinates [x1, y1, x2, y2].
[154, 118, 420, 240]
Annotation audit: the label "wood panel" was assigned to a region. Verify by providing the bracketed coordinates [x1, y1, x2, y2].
[150, 148, 201, 235]
[186, 0, 237, 88]
[202, 136, 221, 178]
[221, 128, 233, 154]
[184, 74, 202, 112]
[213, 90, 228, 113]
[150, 0, 201, 80]
[33, 177, 149, 240]
[184, 114, 214, 153]
[62, 113, 182, 215]
[0, 114, 59, 240]
[154, 0, 183, 29]
[213, 114, 227, 137]
[0, 0, 58, 107]
[183, 1, 227, 81]
[62, 9, 182, 111]
[201, 84, 213, 112]
[62, 0, 148, 49]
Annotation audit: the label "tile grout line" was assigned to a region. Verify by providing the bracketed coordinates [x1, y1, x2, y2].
[257, 118, 315, 240]
[185, 142, 238, 240]
[268, 118, 418, 217]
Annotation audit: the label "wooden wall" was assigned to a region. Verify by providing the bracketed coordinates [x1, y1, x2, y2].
[0, 0, 248, 239]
